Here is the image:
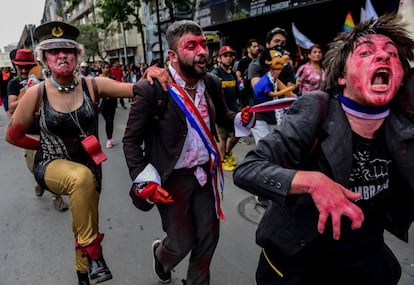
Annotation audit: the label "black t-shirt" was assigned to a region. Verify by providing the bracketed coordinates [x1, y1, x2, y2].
[236, 56, 252, 77]
[313, 127, 391, 261]
[211, 66, 239, 112]
[8, 77, 42, 134]
[7, 77, 23, 96]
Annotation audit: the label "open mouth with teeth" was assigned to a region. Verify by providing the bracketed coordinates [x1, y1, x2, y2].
[372, 69, 389, 88]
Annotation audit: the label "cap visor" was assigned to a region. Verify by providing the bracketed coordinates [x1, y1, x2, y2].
[39, 41, 78, 50]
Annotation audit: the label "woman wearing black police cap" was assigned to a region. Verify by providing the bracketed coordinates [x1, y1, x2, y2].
[5, 20, 134, 285]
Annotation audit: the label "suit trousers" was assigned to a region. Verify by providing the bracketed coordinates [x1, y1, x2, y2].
[155, 167, 220, 285]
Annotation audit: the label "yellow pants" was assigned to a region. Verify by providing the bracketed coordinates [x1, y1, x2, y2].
[44, 159, 100, 272]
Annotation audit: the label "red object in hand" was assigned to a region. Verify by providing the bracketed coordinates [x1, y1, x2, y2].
[241, 106, 253, 126]
[81, 135, 107, 165]
[135, 182, 174, 204]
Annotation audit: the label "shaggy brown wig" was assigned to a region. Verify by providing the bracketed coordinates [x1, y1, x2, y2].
[322, 13, 414, 94]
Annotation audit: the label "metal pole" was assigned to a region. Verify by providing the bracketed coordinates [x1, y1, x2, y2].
[29, 25, 35, 50]
[121, 23, 128, 65]
[155, 0, 164, 63]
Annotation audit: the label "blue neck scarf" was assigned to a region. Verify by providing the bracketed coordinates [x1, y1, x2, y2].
[337, 95, 390, 119]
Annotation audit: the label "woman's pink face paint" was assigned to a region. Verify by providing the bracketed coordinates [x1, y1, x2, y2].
[45, 49, 77, 77]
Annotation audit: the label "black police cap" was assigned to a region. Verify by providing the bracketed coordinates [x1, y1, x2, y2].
[34, 21, 80, 42]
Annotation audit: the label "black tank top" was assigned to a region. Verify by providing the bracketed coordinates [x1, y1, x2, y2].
[33, 78, 102, 192]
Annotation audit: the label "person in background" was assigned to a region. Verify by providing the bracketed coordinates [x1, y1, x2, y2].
[91, 61, 102, 76]
[8, 48, 69, 211]
[1, 66, 13, 112]
[208, 50, 219, 71]
[248, 26, 295, 144]
[98, 61, 118, 149]
[247, 27, 295, 207]
[123, 63, 132, 84]
[295, 43, 326, 96]
[234, 14, 414, 285]
[110, 59, 126, 109]
[139, 62, 148, 76]
[123, 20, 254, 285]
[5, 21, 134, 285]
[211, 45, 241, 171]
[79, 61, 95, 78]
[235, 38, 260, 107]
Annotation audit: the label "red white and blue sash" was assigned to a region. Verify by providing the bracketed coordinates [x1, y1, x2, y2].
[168, 82, 225, 220]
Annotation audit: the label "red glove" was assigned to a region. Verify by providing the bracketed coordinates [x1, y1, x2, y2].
[241, 106, 253, 126]
[133, 182, 174, 204]
[6, 123, 40, 150]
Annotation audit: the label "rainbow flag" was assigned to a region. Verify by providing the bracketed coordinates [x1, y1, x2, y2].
[342, 11, 355, 32]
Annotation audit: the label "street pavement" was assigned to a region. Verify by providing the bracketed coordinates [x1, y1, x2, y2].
[0, 101, 413, 285]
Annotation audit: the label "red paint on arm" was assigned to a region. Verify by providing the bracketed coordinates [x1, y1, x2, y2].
[6, 123, 39, 150]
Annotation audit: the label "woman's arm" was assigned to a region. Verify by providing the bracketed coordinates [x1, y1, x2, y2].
[5, 85, 40, 149]
[91, 76, 134, 99]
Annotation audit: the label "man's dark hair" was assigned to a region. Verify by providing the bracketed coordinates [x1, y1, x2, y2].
[266, 27, 287, 44]
[246, 39, 258, 48]
[166, 20, 203, 51]
[323, 13, 414, 94]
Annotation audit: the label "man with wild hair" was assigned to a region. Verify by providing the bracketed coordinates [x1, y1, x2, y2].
[234, 14, 414, 285]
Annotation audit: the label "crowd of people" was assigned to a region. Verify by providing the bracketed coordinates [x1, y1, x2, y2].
[2, 12, 414, 285]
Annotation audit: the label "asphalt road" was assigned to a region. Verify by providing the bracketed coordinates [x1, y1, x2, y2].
[0, 101, 413, 285]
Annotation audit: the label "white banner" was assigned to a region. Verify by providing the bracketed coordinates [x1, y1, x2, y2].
[291, 22, 314, 50]
[398, 0, 414, 67]
[360, 0, 378, 23]
[0, 53, 12, 68]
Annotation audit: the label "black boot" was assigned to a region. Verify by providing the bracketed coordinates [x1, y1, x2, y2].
[77, 270, 91, 285]
[87, 255, 113, 284]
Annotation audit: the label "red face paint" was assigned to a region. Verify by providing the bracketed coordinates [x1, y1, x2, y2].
[342, 34, 403, 107]
[174, 34, 209, 78]
[45, 49, 77, 77]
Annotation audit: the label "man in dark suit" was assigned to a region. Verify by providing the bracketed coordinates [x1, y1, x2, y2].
[123, 20, 253, 285]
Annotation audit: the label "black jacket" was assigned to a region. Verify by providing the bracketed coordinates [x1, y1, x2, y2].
[233, 91, 414, 256]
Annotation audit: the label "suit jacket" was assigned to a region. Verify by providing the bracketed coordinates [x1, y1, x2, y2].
[123, 73, 236, 184]
[233, 91, 414, 256]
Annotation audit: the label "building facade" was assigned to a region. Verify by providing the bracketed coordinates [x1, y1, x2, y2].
[13, 0, 405, 67]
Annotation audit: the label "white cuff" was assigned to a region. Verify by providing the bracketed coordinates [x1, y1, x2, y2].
[133, 163, 161, 185]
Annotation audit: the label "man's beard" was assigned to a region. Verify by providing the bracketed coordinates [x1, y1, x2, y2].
[178, 59, 206, 79]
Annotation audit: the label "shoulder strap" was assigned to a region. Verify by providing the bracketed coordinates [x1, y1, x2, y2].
[82, 77, 99, 113]
[91, 77, 98, 98]
[35, 81, 45, 112]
